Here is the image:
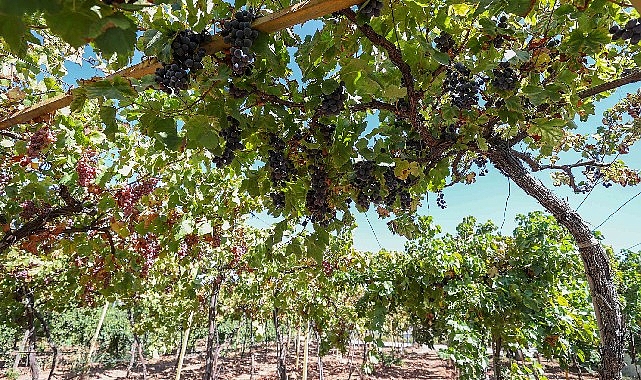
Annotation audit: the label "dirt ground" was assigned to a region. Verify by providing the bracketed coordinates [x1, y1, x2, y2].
[7, 344, 597, 380]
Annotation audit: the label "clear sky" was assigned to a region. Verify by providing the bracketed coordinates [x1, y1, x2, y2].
[60, 17, 641, 254]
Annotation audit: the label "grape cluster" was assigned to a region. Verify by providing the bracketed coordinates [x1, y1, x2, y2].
[306, 164, 335, 225]
[353, 161, 382, 210]
[267, 134, 295, 187]
[493, 16, 509, 48]
[436, 191, 447, 209]
[214, 117, 243, 167]
[76, 154, 97, 187]
[132, 233, 161, 277]
[383, 167, 412, 210]
[178, 234, 199, 259]
[154, 30, 210, 94]
[316, 123, 336, 143]
[19, 200, 51, 220]
[473, 157, 489, 176]
[491, 62, 518, 91]
[610, 19, 641, 45]
[222, 10, 260, 76]
[27, 127, 56, 157]
[321, 260, 334, 277]
[434, 32, 456, 53]
[270, 191, 286, 209]
[444, 63, 481, 109]
[359, 0, 383, 19]
[229, 82, 250, 99]
[115, 178, 158, 216]
[319, 82, 347, 116]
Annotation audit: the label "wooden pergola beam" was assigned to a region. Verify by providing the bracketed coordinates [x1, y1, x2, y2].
[632, 0, 641, 14]
[0, 0, 362, 130]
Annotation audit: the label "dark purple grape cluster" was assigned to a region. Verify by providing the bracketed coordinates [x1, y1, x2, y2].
[359, 0, 383, 19]
[267, 134, 295, 187]
[154, 30, 210, 94]
[436, 191, 447, 209]
[491, 62, 518, 91]
[444, 63, 481, 109]
[27, 127, 56, 157]
[270, 191, 286, 209]
[306, 164, 335, 226]
[214, 117, 243, 167]
[434, 32, 455, 53]
[222, 10, 260, 76]
[115, 178, 158, 216]
[473, 156, 489, 176]
[383, 167, 412, 210]
[493, 17, 508, 49]
[319, 82, 347, 116]
[610, 19, 641, 45]
[316, 123, 336, 143]
[76, 154, 97, 187]
[353, 160, 382, 210]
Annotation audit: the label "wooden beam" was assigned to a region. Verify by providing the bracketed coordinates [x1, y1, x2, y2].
[0, 0, 362, 130]
[632, 0, 641, 14]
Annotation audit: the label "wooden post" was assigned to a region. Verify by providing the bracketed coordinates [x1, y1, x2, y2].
[175, 310, 194, 380]
[0, 0, 362, 131]
[87, 301, 110, 364]
[302, 321, 310, 380]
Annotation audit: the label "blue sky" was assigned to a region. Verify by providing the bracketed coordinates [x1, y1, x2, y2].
[60, 18, 641, 254]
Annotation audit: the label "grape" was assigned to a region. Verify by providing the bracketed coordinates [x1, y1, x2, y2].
[221, 9, 260, 76]
[473, 156, 489, 176]
[491, 61, 519, 91]
[305, 164, 335, 225]
[382, 166, 413, 210]
[115, 178, 158, 216]
[76, 154, 97, 187]
[132, 233, 161, 277]
[267, 134, 295, 187]
[434, 32, 455, 53]
[352, 160, 382, 210]
[436, 191, 447, 209]
[610, 19, 641, 44]
[444, 63, 481, 109]
[322, 260, 334, 276]
[154, 30, 211, 94]
[270, 191, 286, 209]
[359, 0, 383, 19]
[319, 82, 347, 116]
[213, 117, 243, 167]
[27, 127, 56, 157]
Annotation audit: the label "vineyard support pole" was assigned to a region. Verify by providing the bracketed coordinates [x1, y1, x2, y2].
[175, 310, 194, 380]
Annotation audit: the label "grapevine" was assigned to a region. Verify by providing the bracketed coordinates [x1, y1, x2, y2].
[222, 10, 260, 77]
[114, 178, 158, 216]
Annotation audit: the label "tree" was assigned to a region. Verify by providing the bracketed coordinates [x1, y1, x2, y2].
[1, 0, 640, 378]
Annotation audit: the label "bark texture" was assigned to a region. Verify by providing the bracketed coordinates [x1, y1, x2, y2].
[489, 145, 624, 380]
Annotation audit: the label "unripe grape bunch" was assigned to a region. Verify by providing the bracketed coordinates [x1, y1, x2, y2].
[610, 19, 641, 45]
[221, 10, 260, 76]
[359, 0, 383, 19]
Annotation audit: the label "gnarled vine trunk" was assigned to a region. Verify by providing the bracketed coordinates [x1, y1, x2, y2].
[489, 145, 624, 380]
[204, 280, 220, 380]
